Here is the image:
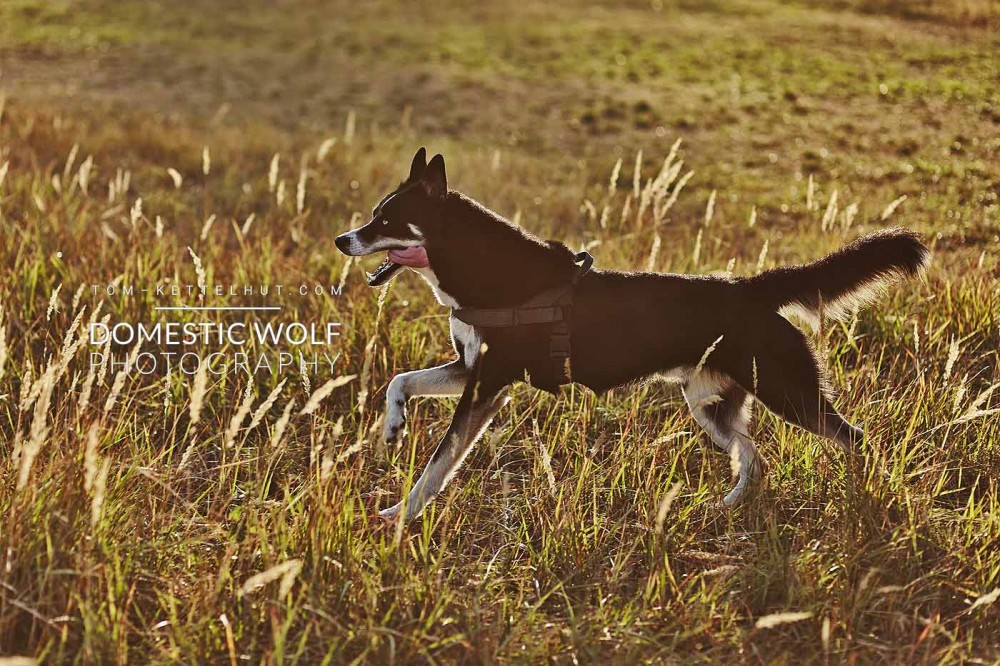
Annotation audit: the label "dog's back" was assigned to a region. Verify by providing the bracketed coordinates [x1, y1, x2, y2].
[567, 228, 929, 394]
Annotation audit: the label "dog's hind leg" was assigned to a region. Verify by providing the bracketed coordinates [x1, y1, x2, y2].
[732, 315, 864, 457]
[380, 378, 508, 522]
[682, 372, 761, 505]
[384, 360, 469, 443]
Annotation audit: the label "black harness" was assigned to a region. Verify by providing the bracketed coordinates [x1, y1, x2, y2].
[452, 252, 594, 388]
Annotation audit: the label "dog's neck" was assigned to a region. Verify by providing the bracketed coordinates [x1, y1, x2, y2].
[421, 192, 579, 309]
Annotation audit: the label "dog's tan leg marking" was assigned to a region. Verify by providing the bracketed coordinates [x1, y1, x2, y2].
[682, 372, 761, 506]
[381, 382, 508, 522]
[384, 361, 469, 443]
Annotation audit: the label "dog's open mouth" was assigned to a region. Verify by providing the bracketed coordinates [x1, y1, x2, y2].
[365, 246, 429, 287]
[365, 257, 404, 287]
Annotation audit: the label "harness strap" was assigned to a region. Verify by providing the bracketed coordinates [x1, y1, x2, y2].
[453, 305, 563, 327]
[452, 251, 593, 386]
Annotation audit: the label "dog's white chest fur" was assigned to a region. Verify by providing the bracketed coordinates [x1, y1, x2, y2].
[412, 265, 459, 309]
[411, 265, 481, 368]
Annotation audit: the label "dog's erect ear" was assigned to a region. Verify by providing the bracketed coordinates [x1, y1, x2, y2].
[421, 154, 447, 198]
[407, 147, 427, 182]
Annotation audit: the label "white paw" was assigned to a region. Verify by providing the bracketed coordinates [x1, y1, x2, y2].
[722, 484, 747, 506]
[383, 399, 406, 444]
[383, 379, 407, 443]
[379, 493, 428, 523]
[722, 451, 763, 506]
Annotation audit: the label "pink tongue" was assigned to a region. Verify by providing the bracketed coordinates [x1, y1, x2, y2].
[388, 246, 429, 268]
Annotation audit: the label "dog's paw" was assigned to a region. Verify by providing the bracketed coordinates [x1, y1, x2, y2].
[383, 380, 407, 443]
[720, 490, 742, 507]
[383, 401, 407, 444]
[379, 503, 401, 521]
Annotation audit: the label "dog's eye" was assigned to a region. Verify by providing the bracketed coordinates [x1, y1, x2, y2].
[382, 217, 389, 226]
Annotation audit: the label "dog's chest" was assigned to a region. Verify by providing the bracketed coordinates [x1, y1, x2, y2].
[411, 265, 481, 368]
[412, 265, 459, 309]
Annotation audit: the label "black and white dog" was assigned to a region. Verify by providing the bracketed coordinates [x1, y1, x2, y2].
[336, 148, 929, 522]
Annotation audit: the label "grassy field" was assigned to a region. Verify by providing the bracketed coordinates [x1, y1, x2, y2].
[1, 0, 999, 662]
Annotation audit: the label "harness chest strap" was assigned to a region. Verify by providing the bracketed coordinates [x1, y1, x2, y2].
[452, 251, 594, 385]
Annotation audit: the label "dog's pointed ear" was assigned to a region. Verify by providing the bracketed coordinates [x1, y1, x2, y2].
[421, 154, 447, 198]
[407, 147, 427, 182]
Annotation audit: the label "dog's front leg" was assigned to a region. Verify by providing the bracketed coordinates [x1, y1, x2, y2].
[384, 361, 469, 443]
[380, 378, 508, 522]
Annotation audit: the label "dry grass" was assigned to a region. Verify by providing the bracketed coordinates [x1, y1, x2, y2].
[1, 0, 999, 662]
[1, 98, 998, 663]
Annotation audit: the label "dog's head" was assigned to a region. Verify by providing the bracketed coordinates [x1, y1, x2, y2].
[335, 147, 448, 287]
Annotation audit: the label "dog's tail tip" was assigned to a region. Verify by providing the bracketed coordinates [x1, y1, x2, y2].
[871, 226, 931, 276]
[748, 227, 929, 321]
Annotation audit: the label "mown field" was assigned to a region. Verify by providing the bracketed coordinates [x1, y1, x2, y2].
[1, 0, 998, 663]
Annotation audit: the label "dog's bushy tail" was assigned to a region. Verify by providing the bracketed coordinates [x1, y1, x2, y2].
[745, 227, 929, 323]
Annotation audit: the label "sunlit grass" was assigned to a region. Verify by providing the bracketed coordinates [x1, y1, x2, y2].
[0, 94, 997, 663]
[0, 3, 997, 659]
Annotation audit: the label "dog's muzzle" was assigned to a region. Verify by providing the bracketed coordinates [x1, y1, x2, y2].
[334, 231, 415, 287]
[335, 233, 359, 255]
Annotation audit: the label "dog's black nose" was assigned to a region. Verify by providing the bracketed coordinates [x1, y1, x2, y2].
[335, 234, 352, 254]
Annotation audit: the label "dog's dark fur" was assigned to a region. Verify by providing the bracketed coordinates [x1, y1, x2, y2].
[336, 149, 930, 521]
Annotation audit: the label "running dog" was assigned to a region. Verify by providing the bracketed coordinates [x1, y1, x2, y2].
[335, 148, 929, 522]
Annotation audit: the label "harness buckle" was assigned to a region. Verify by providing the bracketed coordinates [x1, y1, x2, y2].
[549, 331, 571, 355]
